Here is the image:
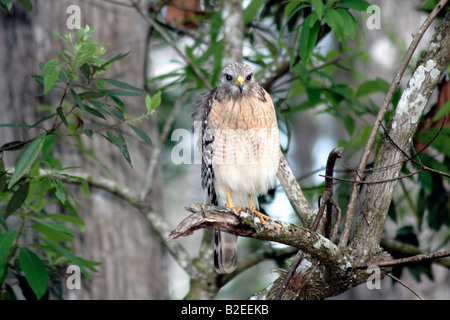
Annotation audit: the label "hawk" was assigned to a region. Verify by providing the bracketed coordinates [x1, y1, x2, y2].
[192, 62, 280, 274]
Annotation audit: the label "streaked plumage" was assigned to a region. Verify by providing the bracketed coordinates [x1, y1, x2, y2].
[192, 63, 280, 273]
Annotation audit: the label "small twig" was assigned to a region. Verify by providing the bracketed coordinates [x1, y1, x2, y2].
[319, 169, 425, 184]
[386, 273, 424, 300]
[140, 95, 184, 201]
[355, 249, 450, 269]
[339, 0, 449, 248]
[312, 147, 344, 234]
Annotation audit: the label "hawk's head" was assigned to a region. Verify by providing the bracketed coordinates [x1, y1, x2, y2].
[218, 63, 257, 97]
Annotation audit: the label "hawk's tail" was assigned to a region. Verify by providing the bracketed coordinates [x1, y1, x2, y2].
[214, 230, 237, 274]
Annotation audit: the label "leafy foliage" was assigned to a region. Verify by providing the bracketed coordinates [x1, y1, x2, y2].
[0, 26, 159, 299]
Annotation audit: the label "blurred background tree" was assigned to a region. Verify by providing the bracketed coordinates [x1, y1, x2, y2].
[0, 0, 449, 300]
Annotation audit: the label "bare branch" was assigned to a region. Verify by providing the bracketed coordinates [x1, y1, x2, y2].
[356, 249, 450, 269]
[140, 95, 185, 201]
[170, 203, 351, 273]
[386, 273, 424, 300]
[276, 153, 316, 227]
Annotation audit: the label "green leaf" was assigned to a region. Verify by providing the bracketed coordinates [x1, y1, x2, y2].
[5, 181, 30, 219]
[40, 237, 91, 279]
[432, 100, 450, 122]
[145, 92, 161, 115]
[19, 248, 48, 300]
[324, 8, 346, 44]
[43, 59, 60, 94]
[53, 180, 66, 205]
[356, 79, 382, 97]
[17, 0, 33, 11]
[105, 51, 130, 65]
[343, 113, 355, 136]
[80, 63, 92, 79]
[100, 78, 145, 93]
[0, 229, 17, 277]
[129, 125, 153, 146]
[339, 0, 370, 11]
[57, 107, 68, 127]
[0, 158, 6, 192]
[311, 0, 324, 19]
[299, 14, 320, 64]
[31, 217, 74, 235]
[306, 86, 322, 105]
[87, 99, 121, 119]
[83, 104, 106, 119]
[31, 221, 74, 243]
[151, 91, 162, 111]
[44, 213, 85, 232]
[108, 94, 125, 115]
[103, 89, 142, 97]
[75, 41, 96, 69]
[58, 174, 90, 198]
[104, 131, 132, 167]
[145, 95, 152, 114]
[0, 0, 13, 11]
[337, 9, 356, 39]
[8, 133, 46, 188]
[243, 0, 265, 24]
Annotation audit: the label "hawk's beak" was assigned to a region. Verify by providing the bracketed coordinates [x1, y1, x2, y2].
[236, 76, 245, 93]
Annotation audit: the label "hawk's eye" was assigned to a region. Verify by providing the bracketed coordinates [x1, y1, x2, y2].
[246, 74, 252, 81]
[225, 74, 233, 81]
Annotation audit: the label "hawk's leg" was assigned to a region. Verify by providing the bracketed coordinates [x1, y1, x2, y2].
[225, 189, 247, 213]
[248, 195, 270, 224]
[225, 190, 270, 224]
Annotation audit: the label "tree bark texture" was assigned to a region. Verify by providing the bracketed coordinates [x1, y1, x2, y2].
[0, 1, 168, 299]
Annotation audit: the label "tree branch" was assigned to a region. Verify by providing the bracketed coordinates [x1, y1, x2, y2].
[356, 249, 450, 269]
[169, 203, 351, 274]
[276, 153, 316, 227]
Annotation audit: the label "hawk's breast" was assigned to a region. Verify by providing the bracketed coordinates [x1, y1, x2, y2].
[208, 89, 280, 203]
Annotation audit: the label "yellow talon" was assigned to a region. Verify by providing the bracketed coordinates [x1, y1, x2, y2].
[225, 190, 270, 224]
[248, 196, 270, 224]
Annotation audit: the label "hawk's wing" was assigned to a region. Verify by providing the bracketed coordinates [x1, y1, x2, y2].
[192, 88, 218, 206]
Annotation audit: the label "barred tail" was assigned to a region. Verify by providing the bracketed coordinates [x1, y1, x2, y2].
[214, 231, 238, 274]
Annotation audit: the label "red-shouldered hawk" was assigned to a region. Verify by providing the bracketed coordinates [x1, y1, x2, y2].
[192, 63, 280, 274]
